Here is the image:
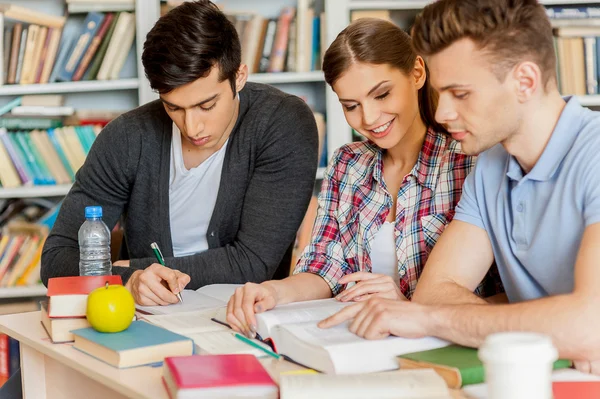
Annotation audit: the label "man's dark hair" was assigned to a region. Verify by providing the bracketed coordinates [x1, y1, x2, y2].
[142, 0, 241, 94]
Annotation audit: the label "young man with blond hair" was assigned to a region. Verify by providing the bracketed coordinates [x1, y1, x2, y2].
[320, 0, 600, 374]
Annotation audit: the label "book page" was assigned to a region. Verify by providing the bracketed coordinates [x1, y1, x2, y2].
[278, 321, 449, 374]
[256, 299, 351, 340]
[186, 330, 271, 358]
[196, 284, 242, 303]
[136, 290, 226, 315]
[140, 309, 228, 334]
[280, 369, 452, 399]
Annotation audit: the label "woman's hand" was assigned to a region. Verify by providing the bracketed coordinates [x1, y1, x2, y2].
[335, 272, 406, 302]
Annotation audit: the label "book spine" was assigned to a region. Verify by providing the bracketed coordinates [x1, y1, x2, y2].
[0, 334, 8, 387]
[7, 337, 19, 377]
[57, 12, 105, 82]
[72, 13, 114, 82]
[0, 130, 30, 184]
[268, 8, 295, 73]
[7, 23, 22, 84]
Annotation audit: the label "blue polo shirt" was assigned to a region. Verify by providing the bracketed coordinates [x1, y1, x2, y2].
[454, 97, 600, 302]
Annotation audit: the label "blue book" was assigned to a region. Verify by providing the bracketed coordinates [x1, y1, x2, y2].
[49, 36, 75, 83]
[8, 337, 19, 376]
[71, 321, 194, 368]
[57, 12, 105, 82]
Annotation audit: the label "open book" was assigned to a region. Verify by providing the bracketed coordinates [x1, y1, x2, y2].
[215, 298, 449, 374]
[280, 369, 453, 399]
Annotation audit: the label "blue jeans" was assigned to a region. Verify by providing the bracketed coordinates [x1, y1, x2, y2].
[0, 368, 22, 398]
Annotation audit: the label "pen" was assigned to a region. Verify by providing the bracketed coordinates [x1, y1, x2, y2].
[151, 242, 183, 303]
[233, 333, 280, 360]
[211, 318, 266, 342]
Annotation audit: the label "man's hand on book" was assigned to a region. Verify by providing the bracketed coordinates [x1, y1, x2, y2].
[335, 272, 407, 302]
[573, 359, 600, 375]
[125, 263, 190, 306]
[318, 297, 431, 340]
[226, 282, 279, 338]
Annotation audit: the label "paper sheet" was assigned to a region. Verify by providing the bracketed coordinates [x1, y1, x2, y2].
[136, 290, 226, 315]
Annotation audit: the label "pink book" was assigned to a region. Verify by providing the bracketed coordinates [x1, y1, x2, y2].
[162, 354, 277, 399]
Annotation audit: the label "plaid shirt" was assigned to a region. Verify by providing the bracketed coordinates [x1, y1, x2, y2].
[294, 128, 498, 298]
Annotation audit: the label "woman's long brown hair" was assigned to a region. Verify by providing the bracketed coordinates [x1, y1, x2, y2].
[323, 18, 444, 133]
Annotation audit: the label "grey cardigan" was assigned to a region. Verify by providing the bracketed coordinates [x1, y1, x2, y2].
[41, 82, 319, 288]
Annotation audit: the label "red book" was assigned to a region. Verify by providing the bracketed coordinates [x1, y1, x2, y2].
[0, 334, 8, 387]
[553, 381, 600, 399]
[47, 275, 122, 318]
[162, 354, 277, 399]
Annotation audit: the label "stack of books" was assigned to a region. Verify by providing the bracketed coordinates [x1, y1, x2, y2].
[41, 275, 122, 343]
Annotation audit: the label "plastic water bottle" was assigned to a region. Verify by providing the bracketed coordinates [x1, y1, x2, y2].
[79, 206, 112, 276]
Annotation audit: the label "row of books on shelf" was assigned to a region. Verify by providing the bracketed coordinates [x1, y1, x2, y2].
[0, 222, 47, 289]
[224, 1, 325, 74]
[0, 3, 135, 85]
[546, 5, 600, 96]
[0, 125, 99, 189]
[554, 27, 600, 96]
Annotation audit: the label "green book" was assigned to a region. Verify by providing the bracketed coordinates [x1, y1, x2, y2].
[85, 12, 120, 81]
[398, 344, 572, 388]
[0, 118, 62, 130]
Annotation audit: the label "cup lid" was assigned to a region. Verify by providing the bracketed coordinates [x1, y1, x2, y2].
[478, 332, 558, 364]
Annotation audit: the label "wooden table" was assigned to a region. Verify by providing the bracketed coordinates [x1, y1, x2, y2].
[0, 310, 597, 398]
[0, 311, 293, 399]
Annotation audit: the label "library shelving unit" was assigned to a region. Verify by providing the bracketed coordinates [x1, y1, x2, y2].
[0, 0, 160, 299]
[323, 0, 600, 153]
[0, 0, 333, 298]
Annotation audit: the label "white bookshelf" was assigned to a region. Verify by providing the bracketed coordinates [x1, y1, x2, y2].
[0, 79, 139, 96]
[0, 285, 46, 298]
[248, 71, 325, 84]
[0, 184, 72, 199]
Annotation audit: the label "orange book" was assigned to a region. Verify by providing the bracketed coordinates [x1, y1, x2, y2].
[47, 275, 123, 318]
[553, 381, 600, 399]
[267, 7, 295, 73]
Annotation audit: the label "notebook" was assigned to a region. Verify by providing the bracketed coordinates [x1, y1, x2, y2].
[398, 344, 573, 388]
[162, 354, 277, 398]
[71, 321, 194, 368]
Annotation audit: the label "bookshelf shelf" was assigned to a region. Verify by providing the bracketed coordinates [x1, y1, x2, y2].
[247, 71, 324, 84]
[0, 79, 140, 96]
[0, 184, 72, 199]
[347, 0, 597, 9]
[0, 285, 47, 299]
[347, 0, 429, 10]
[578, 95, 600, 107]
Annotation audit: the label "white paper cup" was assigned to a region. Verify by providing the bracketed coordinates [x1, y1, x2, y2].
[478, 332, 558, 399]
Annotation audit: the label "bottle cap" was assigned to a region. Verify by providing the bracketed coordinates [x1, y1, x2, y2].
[84, 206, 102, 219]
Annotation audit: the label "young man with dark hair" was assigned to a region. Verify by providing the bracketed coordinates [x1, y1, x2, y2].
[40, 0, 319, 306]
[320, 0, 600, 375]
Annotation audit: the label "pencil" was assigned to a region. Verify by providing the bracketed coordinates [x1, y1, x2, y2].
[234, 333, 281, 360]
[150, 242, 183, 303]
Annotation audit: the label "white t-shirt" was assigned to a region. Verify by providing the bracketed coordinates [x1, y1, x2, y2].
[370, 221, 399, 285]
[169, 123, 228, 257]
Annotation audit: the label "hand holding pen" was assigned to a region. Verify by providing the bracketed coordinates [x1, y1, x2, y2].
[151, 242, 184, 303]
